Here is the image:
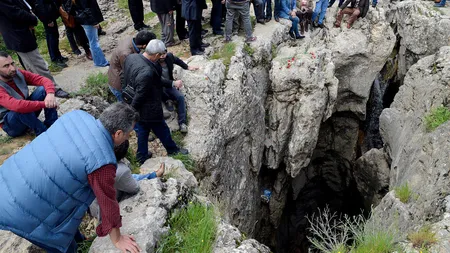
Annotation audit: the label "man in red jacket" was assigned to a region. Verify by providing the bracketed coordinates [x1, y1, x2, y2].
[0, 51, 58, 137]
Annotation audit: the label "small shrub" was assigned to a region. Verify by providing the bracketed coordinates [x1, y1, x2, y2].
[243, 43, 254, 56]
[171, 131, 185, 147]
[211, 42, 236, 67]
[157, 203, 217, 253]
[394, 183, 411, 203]
[407, 226, 437, 249]
[170, 153, 196, 172]
[126, 148, 140, 174]
[424, 106, 450, 132]
[75, 72, 115, 102]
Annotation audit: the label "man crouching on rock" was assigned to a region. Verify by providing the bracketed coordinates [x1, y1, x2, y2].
[0, 102, 142, 253]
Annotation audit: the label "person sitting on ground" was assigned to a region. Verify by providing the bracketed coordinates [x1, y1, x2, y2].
[0, 51, 58, 137]
[281, 0, 305, 39]
[123, 39, 189, 164]
[311, 0, 328, 28]
[334, 0, 369, 29]
[225, 0, 257, 43]
[108, 30, 156, 102]
[89, 140, 165, 220]
[296, 0, 314, 34]
[159, 51, 199, 133]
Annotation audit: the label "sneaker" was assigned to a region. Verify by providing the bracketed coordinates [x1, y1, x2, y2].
[59, 56, 69, 62]
[165, 100, 174, 111]
[179, 123, 188, 133]
[296, 34, 305, 39]
[55, 89, 70, 98]
[52, 59, 68, 68]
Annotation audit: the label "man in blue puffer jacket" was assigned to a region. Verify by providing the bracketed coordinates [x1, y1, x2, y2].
[0, 102, 141, 253]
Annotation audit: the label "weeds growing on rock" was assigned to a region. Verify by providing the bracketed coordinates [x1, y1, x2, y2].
[394, 183, 411, 203]
[307, 207, 401, 253]
[407, 225, 437, 250]
[126, 148, 141, 174]
[75, 72, 115, 102]
[171, 153, 196, 173]
[211, 42, 236, 68]
[157, 203, 217, 253]
[0, 136, 13, 144]
[424, 106, 450, 132]
[243, 43, 254, 56]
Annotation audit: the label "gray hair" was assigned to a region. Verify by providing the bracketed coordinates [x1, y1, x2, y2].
[99, 102, 139, 135]
[145, 39, 167, 55]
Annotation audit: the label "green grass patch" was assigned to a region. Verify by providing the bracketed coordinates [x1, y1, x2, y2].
[243, 43, 254, 56]
[117, 0, 128, 10]
[424, 106, 450, 132]
[171, 131, 185, 147]
[171, 153, 197, 172]
[153, 22, 163, 40]
[407, 225, 437, 249]
[0, 136, 13, 144]
[211, 42, 236, 67]
[77, 238, 95, 253]
[144, 12, 157, 24]
[394, 183, 411, 203]
[157, 203, 217, 253]
[126, 148, 141, 174]
[75, 72, 115, 102]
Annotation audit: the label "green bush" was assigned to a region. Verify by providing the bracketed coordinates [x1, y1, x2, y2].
[157, 203, 217, 253]
[75, 72, 115, 102]
[424, 106, 450, 132]
[394, 183, 411, 203]
[407, 225, 437, 249]
[307, 208, 400, 253]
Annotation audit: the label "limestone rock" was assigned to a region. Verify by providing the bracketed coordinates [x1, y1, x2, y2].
[0, 231, 43, 253]
[376, 47, 450, 234]
[56, 96, 109, 118]
[353, 148, 390, 210]
[89, 179, 191, 253]
[213, 222, 271, 253]
[140, 157, 198, 189]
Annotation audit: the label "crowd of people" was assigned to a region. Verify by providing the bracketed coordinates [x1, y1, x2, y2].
[0, 0, 447, 252]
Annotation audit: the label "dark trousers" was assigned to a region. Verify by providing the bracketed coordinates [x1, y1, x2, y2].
[128, 0, 145, 29]
[2, 87, 58, 137]
[136, 121, 179, 163]
[252, 0, 264, 20]
[162, 87, 186, 125]
[26, 230, 84, 253]
[43, 20, 62, 62]
[328, 0, 344, 7]
[187, 19, 202, 53]
[176, 3, 188, 39]
[211, 0, 223, 33]
[66, 24, 90, 54]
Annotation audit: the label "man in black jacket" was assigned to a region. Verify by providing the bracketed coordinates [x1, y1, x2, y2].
[128, 0, 150, 31]
[0, 0, 70, 98]
[159, 52, 199, 133]
[182, 0, 208, 55]
[150, 0, 179, 47]
[34, 0, 68, 68]
[123, 39, 188, 164]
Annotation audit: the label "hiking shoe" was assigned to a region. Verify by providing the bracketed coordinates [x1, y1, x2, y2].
[52, 59, 68, 68]
[165, 100, 175, 111]
[296, 34, 305, 39]
[318, 23, 325, 28]
[257, 19, 266, 24]
[180, 123, 188, 133]
[55, 89, 70, 98]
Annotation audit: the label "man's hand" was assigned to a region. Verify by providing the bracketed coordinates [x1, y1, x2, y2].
[173, 80, 183, 89]
[94, 24, 100, 29]
[114, 235, 141, 253]
[221, 0, 225, 4]
[48, 22, 55, 27]
[188, 66, 199, 71]
[44, 93, 57, 108]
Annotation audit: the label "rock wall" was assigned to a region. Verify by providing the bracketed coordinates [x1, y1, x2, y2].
[373, 46, 450, 250]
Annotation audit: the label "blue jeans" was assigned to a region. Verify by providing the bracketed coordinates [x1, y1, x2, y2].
[264, 0, 272, 19]
[43, 20, 62, 62]
[312, 0, 329, 25]
[135, 121, 179, 164]
[372, 0, 378, 5]
[2, 87, 58, 137]
[163, 87, 186, 125]
[132, 172, 157, 181]
[274, 0, 281, 18]
[289, 16, 300, 36]
[109, 86, 123, 102]
[81, 25, 109, 67]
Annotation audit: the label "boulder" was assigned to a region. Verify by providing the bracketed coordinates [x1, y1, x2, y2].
[140, 157, 198, 189]
[89, 179, 191, 253]
[213, 222, 271, 253]
[0, 231, 43, 253]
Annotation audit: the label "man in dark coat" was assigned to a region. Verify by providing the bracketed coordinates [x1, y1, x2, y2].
[334, 0, 369, 28]
[34, 0, 68, 68]
[123, 39, 189, 164]
[0, 0, 70, 98]
[182, 0, 208, 55]
[150, 0, 178, 47]
[128, 0, 150, 31]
